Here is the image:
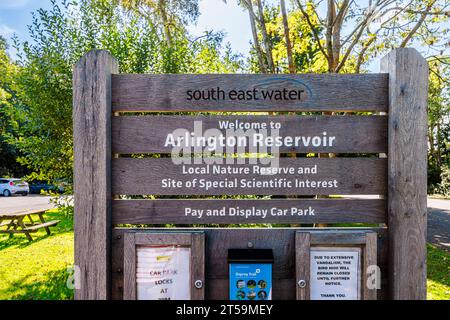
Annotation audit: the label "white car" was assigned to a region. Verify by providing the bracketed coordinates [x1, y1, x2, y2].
[0, 178, 29, 196]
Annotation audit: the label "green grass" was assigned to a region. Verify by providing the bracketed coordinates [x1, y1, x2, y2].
[0, 209, 74, 300]
[0, 210, 448, 300]
[427, 243, 450, 300]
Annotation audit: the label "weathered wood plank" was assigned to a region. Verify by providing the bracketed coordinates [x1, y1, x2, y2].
[112, 199, 387, 224]
[112, 158, 387, 195]
[382, 48, 428, 300]
[309, 230, 368, 245]
[295, 232, 310, 300]
[123, 233, 136, 300]
[22, 220, 59, 231]
[112, 115, 388, 154]
[134, 232, 193, 245]
[0, 229, 39, 234]
[191, 233, 205, 300]
[111, 74, 388, 112]
[363, 232, 378, 300]
[73, 50, 118, 300]
[0, 205, 55, 217]
[111, 229, 124, 300]
[111, 228, 388, 300]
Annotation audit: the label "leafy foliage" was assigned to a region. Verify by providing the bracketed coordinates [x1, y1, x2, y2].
[8, 0, 242, 183]
[0, 36, 29, 177]
[1, 0, 449, 194]
[428, 58, 450, 193]
[247, 5, 326, 73]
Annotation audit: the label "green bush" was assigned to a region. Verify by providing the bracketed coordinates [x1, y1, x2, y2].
[436, 164, 450, 196]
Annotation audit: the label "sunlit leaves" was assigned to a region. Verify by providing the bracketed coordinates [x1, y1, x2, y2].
[8, 0, 242, 183]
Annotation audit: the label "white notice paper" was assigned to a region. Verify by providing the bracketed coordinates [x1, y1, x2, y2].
[310, 247, 361, 300]
[136, 246, 190, 300]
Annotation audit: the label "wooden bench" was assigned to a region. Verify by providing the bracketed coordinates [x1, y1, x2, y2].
[0, 208, 60, 241]
[24, 220, 60, 231]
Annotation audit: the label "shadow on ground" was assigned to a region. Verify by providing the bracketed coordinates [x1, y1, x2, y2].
[1, 268, 74, 300]
[427, 207, 450, 252]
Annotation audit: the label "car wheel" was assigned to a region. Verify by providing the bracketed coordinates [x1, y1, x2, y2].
[22, 192, 28, 196]
[3, 189, 11, 197]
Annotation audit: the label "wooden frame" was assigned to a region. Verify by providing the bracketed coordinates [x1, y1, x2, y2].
[295, 230, 377, 300]
[123, 231, 205, 300]
[111, 227, 387, 300]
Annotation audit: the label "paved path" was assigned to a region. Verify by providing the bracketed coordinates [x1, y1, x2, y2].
[0, 195, 54, 214]
[427, 198, 450, 251]
[344, 196, 450, 251]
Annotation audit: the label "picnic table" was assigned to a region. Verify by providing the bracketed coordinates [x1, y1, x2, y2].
[0, 205, 60, 241]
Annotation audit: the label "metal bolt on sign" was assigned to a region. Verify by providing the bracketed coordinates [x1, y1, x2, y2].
[297, 280, 306, 288]
[194, 280, 203, 289]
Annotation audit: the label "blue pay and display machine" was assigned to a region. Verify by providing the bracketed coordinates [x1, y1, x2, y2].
[228, 249, 274, 300]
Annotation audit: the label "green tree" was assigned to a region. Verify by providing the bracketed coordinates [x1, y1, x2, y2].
[243, 0, 450, 74]
[9, 0, 242, 184]
[294, 0, 450, 73]
[0, 36, 29, 177]
[428, 57, 450, 191]
[245, 3, 325, 74]
[118, 0, 200, 48]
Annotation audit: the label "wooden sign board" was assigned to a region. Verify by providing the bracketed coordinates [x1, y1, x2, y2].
[112, 158, 387, 196]
[112, 115, 388, 154]
[73, 49, 428, 300]
[123, 232, 205, 300]
[112, 227, 388, 300]
[112, 198, 387, 225]
[111, 74, 388, 112]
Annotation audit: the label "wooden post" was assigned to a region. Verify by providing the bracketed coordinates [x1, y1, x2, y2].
[381, 48, 428, 300]
[73, 50, 118, 299]
[363, 232, 378, 300]
[295, 232, 310, 300]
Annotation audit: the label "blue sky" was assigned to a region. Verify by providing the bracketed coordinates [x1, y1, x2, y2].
[0, 0, 254, 58]
[189, 0, 252, 56]
[0, 0, 53, 42]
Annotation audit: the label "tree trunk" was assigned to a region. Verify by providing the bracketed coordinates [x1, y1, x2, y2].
[158, 0, 172, 48]
[400, 1, 435, 48]
[318, 0, 339, 227]
[280, 0, 295, 73]
[428, 128, 436, 164]
[437, 122, 442, 167]
[325, 0, 336, 72]
[256, 0, 275, 73]
[247, 2, 267, 73]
